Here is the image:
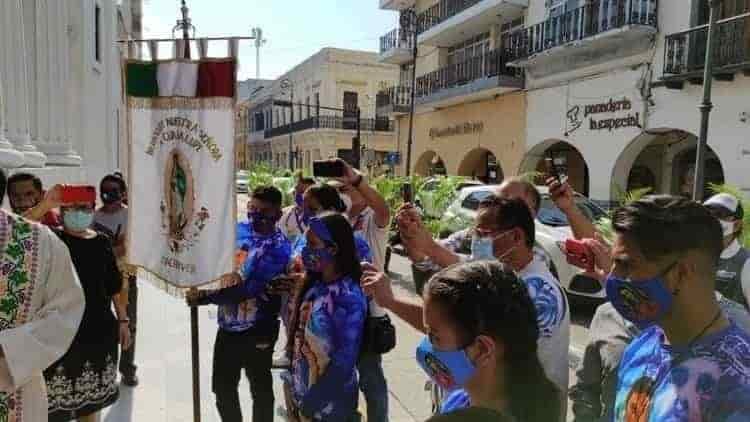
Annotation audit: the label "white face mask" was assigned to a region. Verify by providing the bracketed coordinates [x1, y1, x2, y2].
[720, 220, 736, 237]
[340, 193, 353, 214]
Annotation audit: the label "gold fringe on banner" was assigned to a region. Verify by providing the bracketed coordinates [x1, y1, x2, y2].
[124, 263, 224, 299]
[128, 97, 233, 110]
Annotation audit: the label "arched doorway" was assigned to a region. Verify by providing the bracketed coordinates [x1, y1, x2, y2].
[612, 129, 725, 200]
[458, 148, 503, 184]
[414, 150, 447, 176]
[519, 140, 590, 196]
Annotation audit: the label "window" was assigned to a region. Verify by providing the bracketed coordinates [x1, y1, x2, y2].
[95, 4, 102, 63]
[447, 33, 490, 65]
[461, 190, 494, 211]
[697, 0, 749, 24]
[306, 97, 310, 119]
[314, 93, 320, 116]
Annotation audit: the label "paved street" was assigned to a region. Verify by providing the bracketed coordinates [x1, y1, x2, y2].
[100, 195, 596, 421]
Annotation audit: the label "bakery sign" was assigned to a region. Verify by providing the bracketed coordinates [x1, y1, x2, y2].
[429, 121, 484, 139]
[566, 97, 641, 135]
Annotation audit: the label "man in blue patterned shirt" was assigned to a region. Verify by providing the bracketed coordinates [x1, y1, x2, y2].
[188, 186, 291, 422]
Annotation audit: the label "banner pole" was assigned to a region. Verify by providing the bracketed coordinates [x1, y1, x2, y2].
[190, 290, 201, 422]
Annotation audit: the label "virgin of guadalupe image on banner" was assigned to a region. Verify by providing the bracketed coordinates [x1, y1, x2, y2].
[125, 54, 236, 293]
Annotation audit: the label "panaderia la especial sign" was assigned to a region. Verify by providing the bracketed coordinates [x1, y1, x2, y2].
[566, 97, 641, 135]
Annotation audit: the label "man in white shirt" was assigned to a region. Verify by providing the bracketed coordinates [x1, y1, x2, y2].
[328, 159, 391, 422]
[0, 169, 85, 421]
[704, 193, 750, 309]
[278, 175, 315, 245]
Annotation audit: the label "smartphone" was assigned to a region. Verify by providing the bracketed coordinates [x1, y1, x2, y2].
[313, 160, 344, 178]
[61, 185, 96, 204]
[545, 157, 561, 184]
[402, 182, 413, 203]
[563, 239, 595, 272]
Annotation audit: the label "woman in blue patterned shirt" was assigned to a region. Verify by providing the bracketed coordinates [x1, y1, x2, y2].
[283, 213, 367, 422]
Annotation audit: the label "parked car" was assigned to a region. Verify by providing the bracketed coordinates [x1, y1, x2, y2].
[235, 170, 249, 193]
[440, 185, 608, 302]
[415, 177, 484, 219]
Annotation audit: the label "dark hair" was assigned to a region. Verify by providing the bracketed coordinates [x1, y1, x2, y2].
[0, 169, 6, 204]
[100, 173, 127, 193]
[306, 183, 346, 213]
[479, 197, 536, 248]
[612, 195, 723, 268]
[296, 172, 315, 186]
[504, 177, 541, 214]
[252, 185, 283, 209]
[7, 172, 43, 194]
[318, 213, 363, 281]
[426, 261, 561, 422]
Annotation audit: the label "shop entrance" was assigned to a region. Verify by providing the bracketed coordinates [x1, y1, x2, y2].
[519, 140, 590, 196]
[414, 150, 447, 176]
[613, 129, 726, 200]
[457, 148, 503, 184]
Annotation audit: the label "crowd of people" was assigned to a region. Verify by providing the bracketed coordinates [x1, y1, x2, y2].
[1, 154, 750, 422]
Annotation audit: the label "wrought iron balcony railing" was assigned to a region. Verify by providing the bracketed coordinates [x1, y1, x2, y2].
[504, 0, 657, 62]
[415, 47, 521, 98]
[380, 28, 415, 54]
[664, 12, 750, 76]
[264, 115, 394, 138]
[376, 85, 413, 109]
[416, 0, 483, 34]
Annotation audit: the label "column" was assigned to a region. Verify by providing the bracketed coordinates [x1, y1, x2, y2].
[34, 0, 82, 166]
[0, 0, 30, 168]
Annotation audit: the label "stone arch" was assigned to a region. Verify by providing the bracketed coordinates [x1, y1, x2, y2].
[457, 148, 503, 184]
[414, 150, 447, 176]
[612, 129, 725, 200]
[519, 139, 590, 196]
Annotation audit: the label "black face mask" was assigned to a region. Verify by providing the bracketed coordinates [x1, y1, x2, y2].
[101, 191, 122, 204]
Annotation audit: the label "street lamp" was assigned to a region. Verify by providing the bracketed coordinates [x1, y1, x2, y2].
[693, 0, 722, 201]
[400, 8, 419, 176]
[280, 78, 294, 170]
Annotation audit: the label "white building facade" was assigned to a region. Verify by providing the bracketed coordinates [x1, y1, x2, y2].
[513, 0, 750, 202]
[0, 0, 135, 188]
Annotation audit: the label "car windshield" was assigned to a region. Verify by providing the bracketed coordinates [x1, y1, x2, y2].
[461, 190, 495, 211]
[537, 195, 606, 227]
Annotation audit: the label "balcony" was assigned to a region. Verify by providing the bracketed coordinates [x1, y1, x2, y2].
[376, 86, 412, 116]
[264, 115, 394, 139]
[415, 47, 523, 109]
[505, 0, 657, 75]
[663, 12, 750, 87]
[378, 28, 415, 64]
[417, 0, 528, 47]
[380, 0, 415, 11]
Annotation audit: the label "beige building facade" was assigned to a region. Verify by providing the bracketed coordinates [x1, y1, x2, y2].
[377, 0, 527, 180]
[246, 48, 400, 175]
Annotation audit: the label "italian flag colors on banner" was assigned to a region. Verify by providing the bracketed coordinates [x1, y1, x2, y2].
[125, 58, 236, 293]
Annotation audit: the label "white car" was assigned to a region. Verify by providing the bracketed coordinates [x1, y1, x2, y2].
[441, 185, 608, 302]
[415, 177, 484, 219]
[236, 170, 250, 193]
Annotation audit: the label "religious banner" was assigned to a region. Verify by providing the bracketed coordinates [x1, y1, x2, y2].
[125, 58, 236, 291]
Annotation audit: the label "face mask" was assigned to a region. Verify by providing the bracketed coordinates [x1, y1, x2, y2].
[248, 211, 274, 232]
[470, 231, 514, 262]
[720, 220, 736, 237]
[295, 193, 304, 208]
[63, 210, 94, 232]
[416, 337, 476, 391]
[340, 194, 353, 214]
[605, 263, 677, 329]
[101, 191, 121, 204]
[301, 245, 334, 273]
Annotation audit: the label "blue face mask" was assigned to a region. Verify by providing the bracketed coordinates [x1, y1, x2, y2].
[605, 262, 677, 329]
[63, 210, 94, 232]
[301, 245, 334, 273]
[248, 211, 275, 232]
[295, 193, 304, 208]
[416, 336, 476, 391]
[470, 236, 495, 261]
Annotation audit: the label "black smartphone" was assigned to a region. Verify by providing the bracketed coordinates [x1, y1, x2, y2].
[402, 182, 413, 203]
[313, 160, 345, 178]
[545, 157, 561, 184]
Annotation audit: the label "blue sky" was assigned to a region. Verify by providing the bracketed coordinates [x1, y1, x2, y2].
[143, 0, 397, 80]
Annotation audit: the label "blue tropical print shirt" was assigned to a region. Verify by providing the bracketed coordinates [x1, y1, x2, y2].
[614, 323, 750, 421]
[288, 276, 367, 421]
[205, 226, 291, 332]
[290, 232, 373, 264]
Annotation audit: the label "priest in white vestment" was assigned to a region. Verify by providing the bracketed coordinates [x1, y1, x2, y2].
[0, 170, 85, 422]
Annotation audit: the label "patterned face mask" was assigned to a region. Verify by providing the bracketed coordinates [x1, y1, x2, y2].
[301, 245, 334, 273]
